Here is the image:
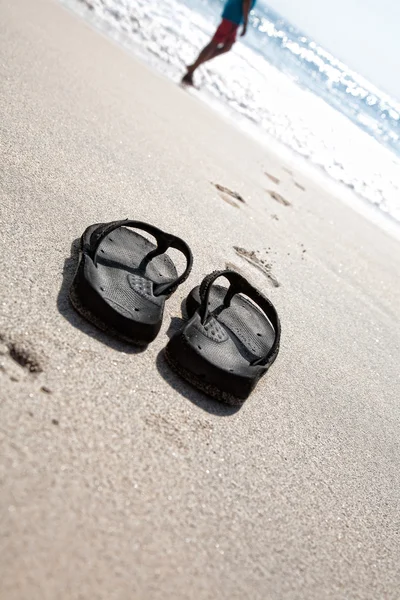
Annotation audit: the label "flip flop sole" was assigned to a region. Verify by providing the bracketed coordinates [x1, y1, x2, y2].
[69, 269, 149, 346]
[165, 270, 281, 403]
[164, 346, 245, 406]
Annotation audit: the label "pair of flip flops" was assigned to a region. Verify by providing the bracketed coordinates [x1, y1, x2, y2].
[69, 220, 281, 405]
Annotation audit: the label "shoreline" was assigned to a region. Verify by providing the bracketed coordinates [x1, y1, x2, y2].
[59, 0, 400, 241]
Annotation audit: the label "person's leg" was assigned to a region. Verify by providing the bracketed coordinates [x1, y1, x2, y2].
[182, 20, 237, 85]
[206, 42, 234, 62]
[182, 41, 234, 84]
[205, 20, 237, 64]
[182, 40, 219, 84]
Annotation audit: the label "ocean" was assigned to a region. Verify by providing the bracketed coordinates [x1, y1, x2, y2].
[61, 0, 400, 224]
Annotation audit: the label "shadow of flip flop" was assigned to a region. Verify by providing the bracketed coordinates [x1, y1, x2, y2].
[57, 238, 146, 354]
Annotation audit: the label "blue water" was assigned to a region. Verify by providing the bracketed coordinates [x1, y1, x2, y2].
[210, 0, 400, 156]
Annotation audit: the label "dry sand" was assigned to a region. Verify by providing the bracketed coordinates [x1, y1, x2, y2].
[1, 0, 400, 598]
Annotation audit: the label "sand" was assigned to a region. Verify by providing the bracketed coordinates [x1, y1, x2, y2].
[1, 0, 400, 598]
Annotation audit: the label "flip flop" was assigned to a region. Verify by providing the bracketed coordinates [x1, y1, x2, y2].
[69, 219, 193, 346]
[165, 270, 281, 405]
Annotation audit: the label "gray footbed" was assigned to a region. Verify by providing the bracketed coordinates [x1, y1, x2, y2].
[83, 226, 178, 324]
[186, 285, 276, 372]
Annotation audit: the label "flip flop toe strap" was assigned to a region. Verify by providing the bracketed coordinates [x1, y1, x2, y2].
[198, 270, 281, 366]
[88, 219, 193, 296]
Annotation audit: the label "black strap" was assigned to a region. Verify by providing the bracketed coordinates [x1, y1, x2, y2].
[89, 219, 193, 296]
[198, 270, 281, 366]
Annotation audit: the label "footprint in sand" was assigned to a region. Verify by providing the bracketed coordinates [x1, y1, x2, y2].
[219, 194, 240, 208]
[0, 333, 47, 387]
[213, 183, 246, 208]
[265, 172, 280, 184]
[233, 246, 280, 288]
[268, 190, 291, 207]
[0, 335, 43, 375]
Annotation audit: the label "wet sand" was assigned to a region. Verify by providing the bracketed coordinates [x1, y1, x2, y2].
[1, 0, 400, 598]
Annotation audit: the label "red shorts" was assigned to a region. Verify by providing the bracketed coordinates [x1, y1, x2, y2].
[212, 19, 238, 46]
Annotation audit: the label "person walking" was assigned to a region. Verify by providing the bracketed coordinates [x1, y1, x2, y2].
[182, 0, 256, 86]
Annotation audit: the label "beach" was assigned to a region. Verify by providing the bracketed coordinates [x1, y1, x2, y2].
[1, 0, 400, 598]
